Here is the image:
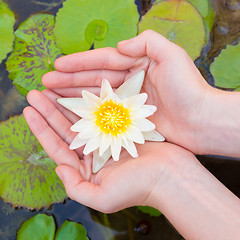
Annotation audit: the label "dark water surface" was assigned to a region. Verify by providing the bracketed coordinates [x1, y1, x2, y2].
[0, 0, 240, 239]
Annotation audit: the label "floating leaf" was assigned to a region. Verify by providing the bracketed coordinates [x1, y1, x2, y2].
[17, 214, 55, 240]
[138, 206, 162, 217]
[17, 214, 89, 240]
[154, 0, 208, 15]
[6, 13, 62, 95]
[0, 0, 15, 64]
[153, 0, 214, 41]
[184, 0, 215, 41]
[139, 0, 206, 60]
[54, 0, 139, 54]
[188, 0, 215, 42]
[210, 43, 240, 91]
[0, 115, 66, 209]
[55, 220, 89, 240]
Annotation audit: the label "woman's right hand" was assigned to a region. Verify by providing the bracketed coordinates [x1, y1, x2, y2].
[42, 30, 240, 157]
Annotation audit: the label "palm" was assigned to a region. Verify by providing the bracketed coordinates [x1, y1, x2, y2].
[23, 91, 179, 212]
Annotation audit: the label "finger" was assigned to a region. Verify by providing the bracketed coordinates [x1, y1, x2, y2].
[56, 164, 108, 212]
[42, 89, 80, 124]
[40, 89, 84, 157]
[23, 106, 80, 170]
[42, 69, 128, 88]
[51, 87, 117, 98]
[27, 90, 77, 145]
[117, 30, 182, 62]
[54, 47, 138, 73]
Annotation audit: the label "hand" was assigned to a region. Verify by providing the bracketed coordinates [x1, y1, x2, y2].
[23, 90, 191, 212]
[24, 91, 240, 239]
[41, 30, 213, 155]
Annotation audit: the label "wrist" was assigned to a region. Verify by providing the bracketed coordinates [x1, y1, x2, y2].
[144, 144, 196, 208]
[145, 145, 240, 239]
[192, 87, 240, 157]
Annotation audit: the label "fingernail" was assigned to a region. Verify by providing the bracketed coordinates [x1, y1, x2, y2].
[55, 169, 63, 181]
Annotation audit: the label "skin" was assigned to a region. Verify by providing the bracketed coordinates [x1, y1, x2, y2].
[23, 30, 240, 239]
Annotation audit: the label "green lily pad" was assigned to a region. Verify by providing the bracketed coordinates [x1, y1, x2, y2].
[210, 43, 240, 91]
[139, 0, 206, 60]
[0, 0, 15, 64]
[17, 214, 55, 240]
[138, 206, 162, 217]
[54, 0, 139, 54]
[17, 214, 89, 240]
[55, 220, 89, 240]
[6, 13, 62, 95]
[0, 115, 66, 209]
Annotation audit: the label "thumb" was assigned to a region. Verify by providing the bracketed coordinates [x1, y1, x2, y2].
[117, 30, 180, 63]
[55, 165, 106, 211]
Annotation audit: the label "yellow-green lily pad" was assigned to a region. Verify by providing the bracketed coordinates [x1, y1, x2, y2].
[153, 0, 215, 42]
[6, 13, 62, 95]
[54, 0, 139, 54]
[139, 0, 206, 60]
[210, 43, 240, 91]
[17, 214, 89, 240]
[0, 0, 15, 64]
[0, 115, 66, 209]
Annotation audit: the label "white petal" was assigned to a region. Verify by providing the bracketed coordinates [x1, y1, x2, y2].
[126, 125, 145, 144]
[115, 70, 145, 98]
[110, 137, 122, 161]
[57, 98, 91, 118]
[99, 133, 113, 156]
[69, 133, 88, 150]
[132, 105, 157, 119]
[74, 108, 95, 119]
[121, 133, 128, 146]
[57, 98, 85, 109]
[143, 130, 165, 142]
[122, 139, 138, 158]
[71, 119, 89, 132]
[92, 148, 111, 173]
[78, 123, 98, 139]
[100, 79, 113, 100]
[134, 118, 155, 132]
[82, 90, 101, 108]
[126, 93, 148, 107]
[83, 135, 101, 155]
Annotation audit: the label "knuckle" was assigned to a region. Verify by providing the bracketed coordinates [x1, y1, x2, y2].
[104, 46, 113, 51]
[72, 72, 78, 86]
[95, 195, 115, 213]
[98, 204, 115, 214]
[141, 29, 156, 37]
[95, 71, 104, 86]
[66, 189, 74, 199]
[176, 45, 187, 55]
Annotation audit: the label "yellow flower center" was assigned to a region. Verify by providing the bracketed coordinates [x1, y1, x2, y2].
[95, 100, 131, 136]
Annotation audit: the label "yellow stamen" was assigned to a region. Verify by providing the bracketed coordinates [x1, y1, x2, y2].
[95, 100, 131, 136]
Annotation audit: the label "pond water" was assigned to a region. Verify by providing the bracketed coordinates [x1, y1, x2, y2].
[0, 0, 240, 239]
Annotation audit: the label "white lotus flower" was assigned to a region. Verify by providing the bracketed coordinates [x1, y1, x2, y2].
[57, 70, 165, 173]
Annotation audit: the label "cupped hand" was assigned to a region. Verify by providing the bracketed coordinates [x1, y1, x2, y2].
[42, 30, 213, 155]
[23, 89, 196, 212]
